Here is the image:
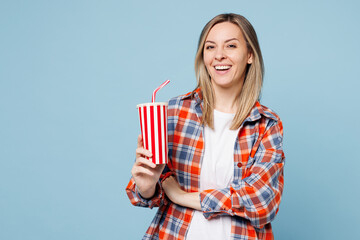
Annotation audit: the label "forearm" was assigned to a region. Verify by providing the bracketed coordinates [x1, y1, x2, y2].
[162, 176, 201, 210]
[174, 191, 201, 211]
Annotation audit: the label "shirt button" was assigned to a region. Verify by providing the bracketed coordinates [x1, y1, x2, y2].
[237, 163, 242, 168]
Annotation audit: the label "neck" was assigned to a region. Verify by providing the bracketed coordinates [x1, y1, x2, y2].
[212, 82, 243, 114]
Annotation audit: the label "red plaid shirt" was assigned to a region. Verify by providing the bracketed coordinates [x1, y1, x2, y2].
[126, 88, 285, 239]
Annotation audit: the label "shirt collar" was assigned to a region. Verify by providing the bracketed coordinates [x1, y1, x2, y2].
[181, 88, 202, 105]
[181, 88, 278, 122]
[245, 101, 278, 122]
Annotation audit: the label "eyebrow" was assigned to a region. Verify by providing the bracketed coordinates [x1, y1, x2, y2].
[205, 38, 240, 44]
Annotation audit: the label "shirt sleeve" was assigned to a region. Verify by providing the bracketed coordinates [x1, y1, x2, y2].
[199, 119, 285, 229]
[125, 165, 174, 208]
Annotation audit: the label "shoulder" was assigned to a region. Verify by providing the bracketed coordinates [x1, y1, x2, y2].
[257, 103, 284, 140]
[168, 90, 197, 110]
[256, 102, 282, 123]
[251, 102, 284, 136]
[168, 93, 187, 108]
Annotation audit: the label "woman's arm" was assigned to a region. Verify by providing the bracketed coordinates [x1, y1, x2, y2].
[125, 135, 166, 208]
[199, 120, 284, 228]
[162, 176, 201, 210]
[126, 96, 180, 208]
[163, 119, 284, 229]
[132, 135, 165, 198]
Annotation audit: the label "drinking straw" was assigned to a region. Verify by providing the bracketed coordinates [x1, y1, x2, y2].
[152, 79, 170, 102]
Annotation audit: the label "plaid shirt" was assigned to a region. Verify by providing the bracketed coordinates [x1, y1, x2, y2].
[126, 88, 285, 240]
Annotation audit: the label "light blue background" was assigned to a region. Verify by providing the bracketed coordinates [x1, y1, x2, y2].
[1, 0, 359, 239]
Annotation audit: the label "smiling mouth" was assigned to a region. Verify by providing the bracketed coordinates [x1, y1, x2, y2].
[214, 65, 231, 71]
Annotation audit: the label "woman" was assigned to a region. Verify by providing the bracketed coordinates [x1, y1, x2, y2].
[126, 13, 285, 240]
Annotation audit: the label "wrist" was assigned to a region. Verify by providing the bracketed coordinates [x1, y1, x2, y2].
[138, 185, 156, 199]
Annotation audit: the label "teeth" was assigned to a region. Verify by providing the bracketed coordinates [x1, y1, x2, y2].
[215, 65, 231, 70]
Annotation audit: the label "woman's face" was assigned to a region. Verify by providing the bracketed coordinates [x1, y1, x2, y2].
[203, 22, 253, 91]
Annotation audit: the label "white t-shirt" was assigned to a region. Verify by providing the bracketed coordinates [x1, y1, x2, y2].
[186, 110, 239, 240]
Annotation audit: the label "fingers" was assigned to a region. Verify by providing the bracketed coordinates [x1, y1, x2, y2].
[131, 157, 160, 182]
[136, 147, 152, 158]
[136, 157, 156, 169]
[132, 163, 156, 177]
[136, 134, 153, 158]
[137, 134, 143, 148]
[134, 135, 162, 179]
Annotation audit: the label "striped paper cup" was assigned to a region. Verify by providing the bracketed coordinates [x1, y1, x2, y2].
[137, 102, 168, 164]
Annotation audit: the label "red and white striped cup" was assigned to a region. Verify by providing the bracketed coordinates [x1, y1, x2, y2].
[137, 102, 168, 164]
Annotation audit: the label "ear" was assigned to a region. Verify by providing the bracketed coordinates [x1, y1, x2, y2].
[247, 52, 253, 64]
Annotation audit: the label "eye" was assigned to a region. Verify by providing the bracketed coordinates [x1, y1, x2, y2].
[228, 44, 237, 48]
[205, 45, 215, 50]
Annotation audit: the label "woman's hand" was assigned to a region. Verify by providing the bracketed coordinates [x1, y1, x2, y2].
[162, 176, 202, 210]
[131, 135, 165, 199]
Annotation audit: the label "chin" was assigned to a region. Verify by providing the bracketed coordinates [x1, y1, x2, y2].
[213, 82, 234, 89]
[212, 78, 233, 85]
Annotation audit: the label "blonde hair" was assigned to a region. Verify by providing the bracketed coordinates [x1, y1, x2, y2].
[194, 13, 264, 130]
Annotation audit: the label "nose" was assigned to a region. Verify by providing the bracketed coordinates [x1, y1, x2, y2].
[215, 48, 226, 61]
